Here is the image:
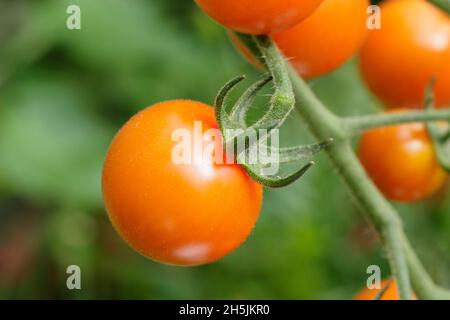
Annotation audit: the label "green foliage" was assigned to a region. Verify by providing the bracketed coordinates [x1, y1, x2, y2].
[0, 71, 112, 209]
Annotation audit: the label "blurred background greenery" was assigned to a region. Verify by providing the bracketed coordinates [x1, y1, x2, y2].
[0, 0, 449, 300]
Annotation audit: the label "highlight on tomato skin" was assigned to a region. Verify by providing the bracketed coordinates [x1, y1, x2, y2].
[194, 0, 325, 35]
[102, 100, 263, 266]
[359, 0, 450, 109]
[358, 110, 447, 203]
[273, 0, 369, 79]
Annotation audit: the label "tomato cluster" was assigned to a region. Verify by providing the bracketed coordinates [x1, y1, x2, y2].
[102, 0, 450, 267]
[360, 0, 450, 109]
[209, 0, 449, 201]
[356, 0, 450, 202]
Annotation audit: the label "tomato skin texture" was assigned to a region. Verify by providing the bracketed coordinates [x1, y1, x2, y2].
[358, 111, 446, 202]
[273, 0, 369, 79]
[354, 279, 414, 300]
[360, 0, 450, 109]
[195, 0, 324, 35]
[102, 100, 263, 266]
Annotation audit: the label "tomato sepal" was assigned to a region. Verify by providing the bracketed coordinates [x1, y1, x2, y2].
[213, 35, 334, 188]
[242, 161, 315, 189]
[269, 138, 334, 164]
[214, 75, 246, 132]
[230, 75, 273, 127]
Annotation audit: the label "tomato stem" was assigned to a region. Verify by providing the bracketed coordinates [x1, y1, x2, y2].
[424, 83, 450, 172]
[250, 35, 296, 131]
[287, 64, 412, 300]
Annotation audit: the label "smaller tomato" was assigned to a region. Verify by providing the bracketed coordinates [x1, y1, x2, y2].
[358, 110, 447, 202]
[195, 0, 325, 35]
[354, 279, 414, 300]
[273, 0, 369, 79]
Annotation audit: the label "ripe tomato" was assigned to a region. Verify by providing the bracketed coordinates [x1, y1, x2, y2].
[358, 110, 447, 202]
[360, 0, 450, 109]
[102, 100, 263, 266]
[273, 0, 369, 79]
[195, 0, 325, 35]
[354, 279, 410, 300]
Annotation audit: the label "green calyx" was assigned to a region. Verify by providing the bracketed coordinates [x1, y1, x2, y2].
[213, 34, 332, 188]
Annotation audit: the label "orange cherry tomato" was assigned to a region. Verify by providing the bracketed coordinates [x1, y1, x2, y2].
[195, 0, 325, 35]
[354, 279, 415, 300]
[358, 110, 446, 202]
[102, 100, 263, 266]
[273, 0, 369, 79]
[360, 0, 450, 109]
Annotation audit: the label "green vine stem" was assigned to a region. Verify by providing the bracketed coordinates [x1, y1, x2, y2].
[246, 36, 450, 299]
[344, 109, 450, 135]
[424, 85, 450, 172]
[402, 235, 450, 299]
[287, 66, 412, 300]
[250, 35, 296, 131]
